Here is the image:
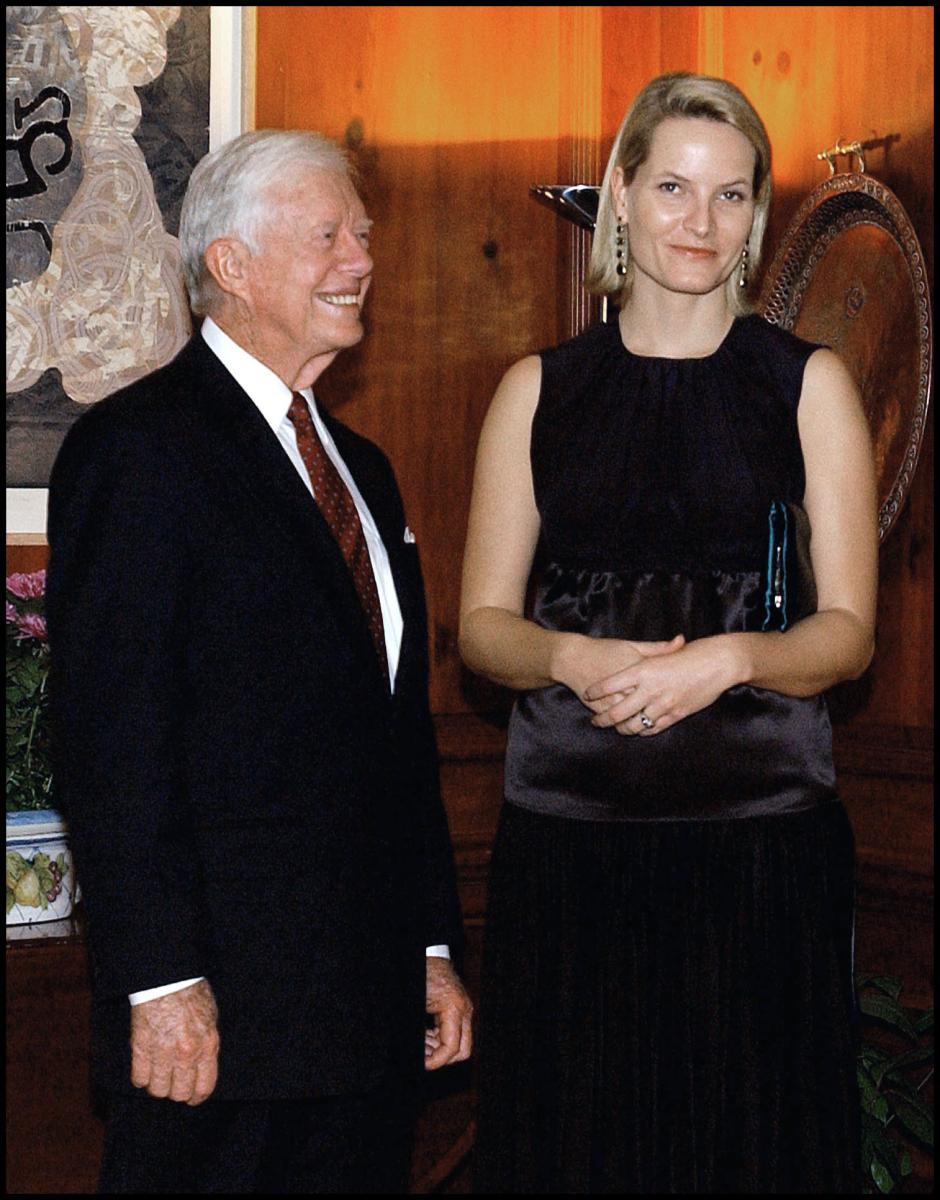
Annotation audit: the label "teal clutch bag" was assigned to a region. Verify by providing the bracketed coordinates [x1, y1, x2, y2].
[761, 501, 818, 632]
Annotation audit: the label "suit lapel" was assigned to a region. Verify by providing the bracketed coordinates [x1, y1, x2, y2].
[181, 338, 387, 685]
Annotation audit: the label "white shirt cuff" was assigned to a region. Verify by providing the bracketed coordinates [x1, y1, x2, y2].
[128, 977, 205, 1005]
[425, 945, 450, 959]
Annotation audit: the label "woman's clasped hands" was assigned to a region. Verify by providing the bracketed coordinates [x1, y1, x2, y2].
[574, 631, 743, 737]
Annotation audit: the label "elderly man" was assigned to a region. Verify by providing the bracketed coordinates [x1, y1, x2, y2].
[46, 130, 470, 1194]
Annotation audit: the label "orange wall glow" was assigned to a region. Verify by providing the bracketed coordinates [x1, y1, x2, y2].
[258, 5, 571, 145]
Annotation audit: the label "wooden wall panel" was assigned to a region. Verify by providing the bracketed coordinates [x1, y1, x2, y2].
[720, 6, 934, 273]
[6, 934, 103, 1194]
[5, 543, 48, 575]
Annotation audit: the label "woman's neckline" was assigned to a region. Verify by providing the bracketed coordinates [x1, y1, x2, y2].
[613, 313, 746, 361]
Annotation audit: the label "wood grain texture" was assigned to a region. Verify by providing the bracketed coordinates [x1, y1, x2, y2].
[5, 543, 48, 574]
[5, 934, 103, 1194]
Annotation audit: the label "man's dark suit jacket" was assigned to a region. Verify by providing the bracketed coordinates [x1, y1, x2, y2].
[45, 334, 463, 1100]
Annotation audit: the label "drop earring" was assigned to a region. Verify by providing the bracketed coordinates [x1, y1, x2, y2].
[739, 243, 749, 289]
[615, 221, 627, 277]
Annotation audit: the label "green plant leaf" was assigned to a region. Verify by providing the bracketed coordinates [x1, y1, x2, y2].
[859, 977, 904, 1001]
[857, 1064, 882, 1115]
[890, 1095, 934, 1150]
[914, 1009, 934, 1035]
[861, 1116, 901, 1173]
[899, 1152, 912, 1177]
[859, 994, 920, 1039]
[871, 1061, 892, 1089]
[861, 1109, 885, 1138]
[860, 1125, 879, 1185]
[870, 1159, 895, 1193]
[885, 1076, 929, 1106]
[860, 1045, 891, 1070]
[888, 1036, 936, 1075]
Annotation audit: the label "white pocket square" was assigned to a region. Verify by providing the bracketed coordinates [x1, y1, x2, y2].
[403, 526, 416, 544]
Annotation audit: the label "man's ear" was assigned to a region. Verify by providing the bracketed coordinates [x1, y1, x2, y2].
[204, 237, 252, 301]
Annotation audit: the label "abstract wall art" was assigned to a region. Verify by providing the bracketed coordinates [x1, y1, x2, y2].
[6, 5, 210, 489]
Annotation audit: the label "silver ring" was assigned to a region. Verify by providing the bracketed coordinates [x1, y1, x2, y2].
[639, 712, 654, 730]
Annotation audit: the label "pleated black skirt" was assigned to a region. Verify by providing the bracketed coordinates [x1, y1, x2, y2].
[474, 802, 862, 1194]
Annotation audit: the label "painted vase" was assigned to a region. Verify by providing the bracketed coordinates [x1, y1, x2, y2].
[6, 809, 77, 926]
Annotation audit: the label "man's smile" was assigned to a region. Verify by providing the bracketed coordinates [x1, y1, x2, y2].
[317, 292, 361, 306]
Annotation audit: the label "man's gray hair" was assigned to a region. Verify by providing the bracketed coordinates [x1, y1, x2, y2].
[179, 129, 350, 316]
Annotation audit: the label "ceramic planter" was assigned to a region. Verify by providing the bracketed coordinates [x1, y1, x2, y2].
[6, 809, 77, 926]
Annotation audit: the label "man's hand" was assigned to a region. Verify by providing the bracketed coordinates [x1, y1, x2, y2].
[424, 956, 472, 1070]
[130, 979, 220, 1105]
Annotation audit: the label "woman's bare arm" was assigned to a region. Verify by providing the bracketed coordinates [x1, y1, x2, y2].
[459, 356, 683, 698]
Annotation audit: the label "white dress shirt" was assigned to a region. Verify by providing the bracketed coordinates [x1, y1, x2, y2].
[202, 316, 404, 687]
[128, 319, 448, 1007]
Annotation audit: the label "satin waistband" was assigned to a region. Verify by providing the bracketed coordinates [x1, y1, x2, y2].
[505, 564, 836, 822]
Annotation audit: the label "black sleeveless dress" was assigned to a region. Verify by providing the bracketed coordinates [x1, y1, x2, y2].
[474, 315, 861, 1194]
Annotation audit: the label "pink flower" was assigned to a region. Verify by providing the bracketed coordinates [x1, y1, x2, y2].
[14, 612, 48, 643]
[6, 570, 46, 600]
[6, 601, 19, 625]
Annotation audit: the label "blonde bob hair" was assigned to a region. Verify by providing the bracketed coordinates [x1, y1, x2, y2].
[586, 72, 772, 316]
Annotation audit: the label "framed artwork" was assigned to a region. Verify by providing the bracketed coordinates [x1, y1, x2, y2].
[6, 5, 252, 538]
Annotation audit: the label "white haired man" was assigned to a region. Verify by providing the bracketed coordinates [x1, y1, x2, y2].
[47, 130, 471, 1193]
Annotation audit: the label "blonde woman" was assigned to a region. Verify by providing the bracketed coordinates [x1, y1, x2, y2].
[461, 73, 876, 1193]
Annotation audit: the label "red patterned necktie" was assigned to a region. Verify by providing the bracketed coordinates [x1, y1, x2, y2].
[287, 392, 389, 686]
